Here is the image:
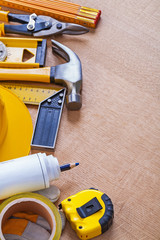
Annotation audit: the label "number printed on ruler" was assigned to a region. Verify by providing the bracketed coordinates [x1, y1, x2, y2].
[1, 83, 59, 105]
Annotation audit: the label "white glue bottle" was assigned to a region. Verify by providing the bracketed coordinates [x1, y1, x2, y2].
[0, 153, 60, 200]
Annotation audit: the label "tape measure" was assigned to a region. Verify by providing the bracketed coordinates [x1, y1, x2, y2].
[59, 188, 114, 240]
[0, 82, 61, 105]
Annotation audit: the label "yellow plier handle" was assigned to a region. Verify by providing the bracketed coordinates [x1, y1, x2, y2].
[0, 8, 9, 22]
[0, 23, 5, 36]
[0, 8, 9, 36]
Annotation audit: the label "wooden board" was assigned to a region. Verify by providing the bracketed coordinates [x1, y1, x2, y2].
[1, 1, 160, 239]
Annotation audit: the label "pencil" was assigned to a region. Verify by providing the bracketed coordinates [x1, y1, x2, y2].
[60, 163, 79, 172]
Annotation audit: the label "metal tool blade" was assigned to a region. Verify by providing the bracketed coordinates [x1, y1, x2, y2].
[31, 88, 66, 151]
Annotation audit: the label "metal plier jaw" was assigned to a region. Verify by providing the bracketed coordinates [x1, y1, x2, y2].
[34, 16, 89, 36]
[0, 11, 89, 36]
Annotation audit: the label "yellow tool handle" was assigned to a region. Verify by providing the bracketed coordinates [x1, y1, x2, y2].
[0, 67, 51, 83]
[0, 23, 5, 36]
[0, 8, 9, 22]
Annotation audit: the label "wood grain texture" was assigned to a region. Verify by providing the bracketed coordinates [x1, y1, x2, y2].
[3, 0, 160, 239]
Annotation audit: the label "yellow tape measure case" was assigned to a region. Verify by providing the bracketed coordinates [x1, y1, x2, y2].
[59, 189, 114, 240]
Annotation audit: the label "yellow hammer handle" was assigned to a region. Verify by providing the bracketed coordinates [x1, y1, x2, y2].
[0, 9, 9, 22]
[0, 67, 51, 83]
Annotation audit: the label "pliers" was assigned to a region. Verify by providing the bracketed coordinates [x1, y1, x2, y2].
[0, 9, 89, 37]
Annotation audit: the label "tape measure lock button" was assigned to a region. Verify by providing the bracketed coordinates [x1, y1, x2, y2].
[76, 197, 102, 219]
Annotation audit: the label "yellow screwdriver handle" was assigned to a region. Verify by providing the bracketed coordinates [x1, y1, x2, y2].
[0, 67, 51, 83]
[0, 23, 5, 37]
[0, 9, 9, 22]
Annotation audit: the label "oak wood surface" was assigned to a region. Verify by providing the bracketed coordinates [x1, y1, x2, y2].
[2, 0, 160, 239]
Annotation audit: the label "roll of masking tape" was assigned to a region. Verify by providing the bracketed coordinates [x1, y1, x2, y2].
[0, 193, 62, 240]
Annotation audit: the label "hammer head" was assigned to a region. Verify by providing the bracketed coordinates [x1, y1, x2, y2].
[51, 40, 82, 110]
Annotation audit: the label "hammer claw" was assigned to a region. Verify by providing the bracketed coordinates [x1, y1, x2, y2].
[52, 46, 69, 62]
[51, 40, 82, 110]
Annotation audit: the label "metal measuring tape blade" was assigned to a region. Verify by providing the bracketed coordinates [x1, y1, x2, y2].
[31, 88, 66, 151]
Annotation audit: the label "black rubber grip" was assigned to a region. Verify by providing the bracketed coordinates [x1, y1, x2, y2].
[35, 39, 47, 67]
[5, 22, 51, 35]
[8, 13, 30, 23]
[99, 194, 114, 233]
[76, 197, 102, 218]
[50, 66, 56, 83]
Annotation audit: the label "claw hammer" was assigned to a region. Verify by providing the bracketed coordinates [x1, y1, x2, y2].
[0, 40, 82, 110]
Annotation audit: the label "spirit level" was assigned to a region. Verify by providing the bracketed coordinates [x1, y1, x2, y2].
[0, 37, 46, 68]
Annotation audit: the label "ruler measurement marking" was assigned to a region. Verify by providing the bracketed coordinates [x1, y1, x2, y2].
[0, 0, 99, 28]
[1, 83, 59, 105]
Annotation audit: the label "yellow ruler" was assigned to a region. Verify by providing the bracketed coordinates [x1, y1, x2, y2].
[0, 0, 101, 28]
[0, 82, 61, 105]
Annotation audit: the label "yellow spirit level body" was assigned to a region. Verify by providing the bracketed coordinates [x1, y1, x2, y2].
[0, 37, 46, 68]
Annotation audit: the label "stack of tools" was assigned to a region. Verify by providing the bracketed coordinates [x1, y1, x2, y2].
[0, 0, 101, 28]
[0, 7, 88, 151]
[0, 2, 114, 240]
[0, 38, 83, 150]
[0, 39, 83, 111]
[0, 153, 79, 239]
[0, 8, 89, 37]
